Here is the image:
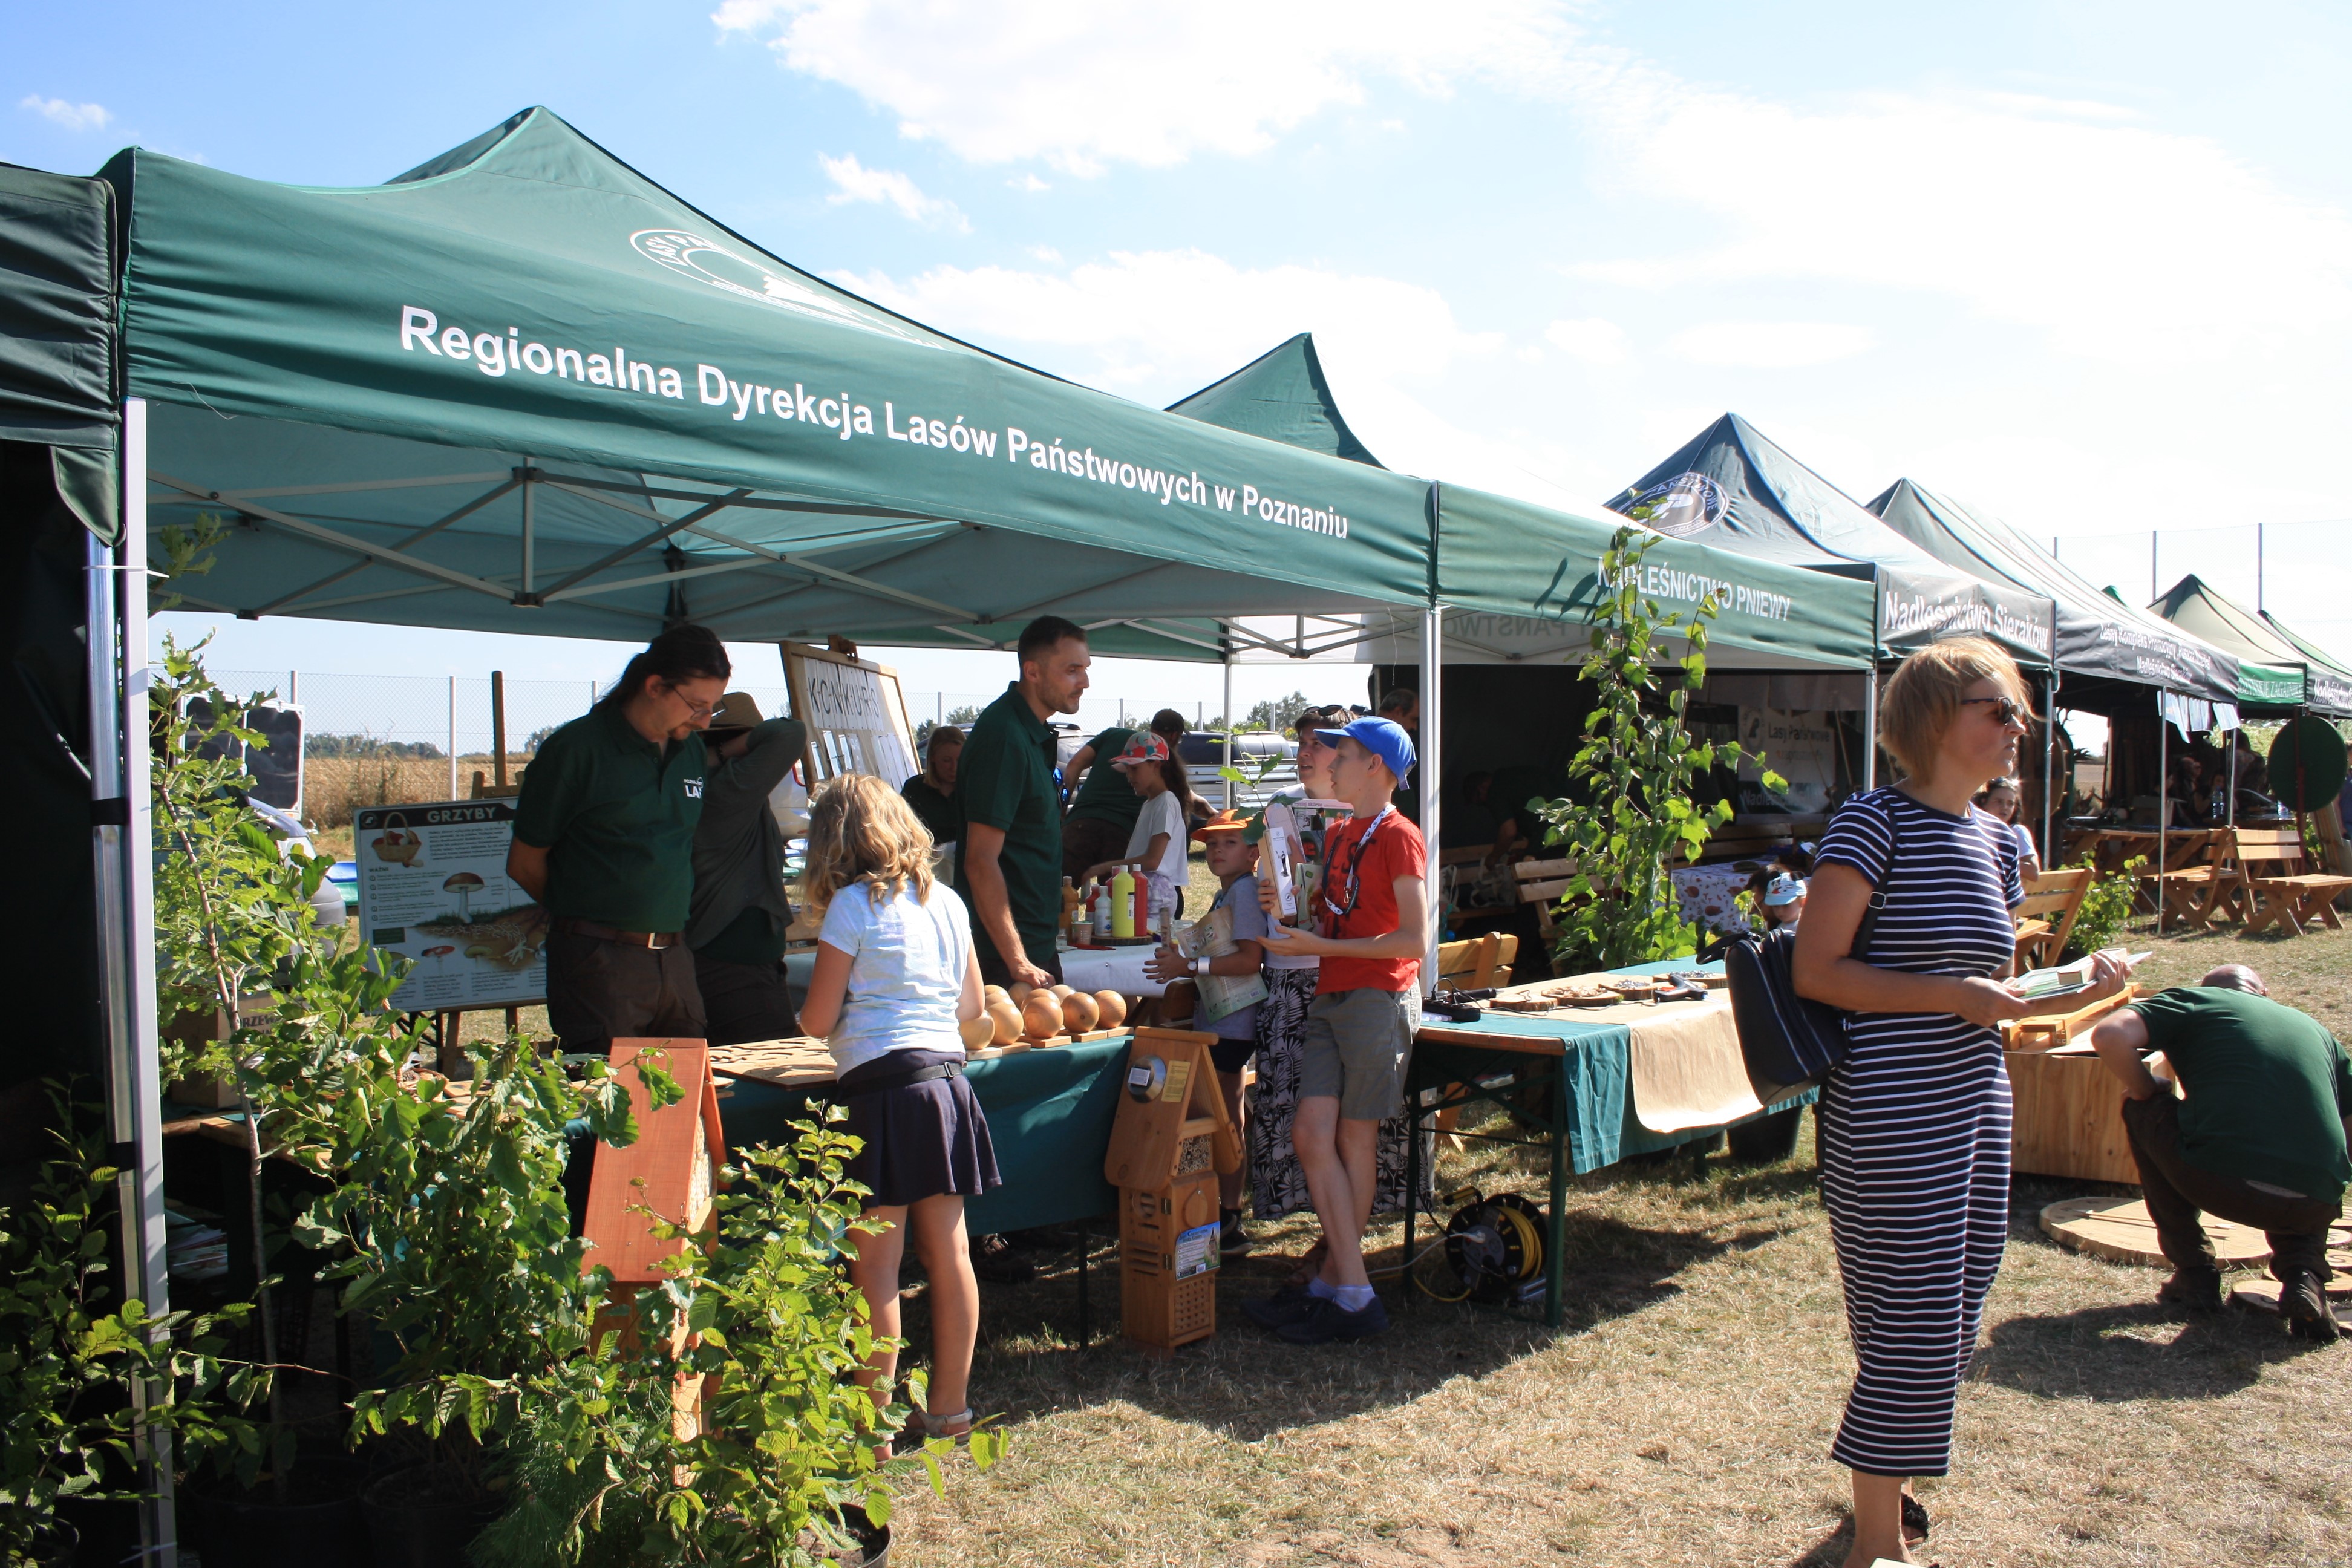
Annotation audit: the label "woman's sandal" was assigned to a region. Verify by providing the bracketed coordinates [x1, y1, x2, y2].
[1902, 1494, 1931, 1546]
[1282, 1238, 1330, 1289]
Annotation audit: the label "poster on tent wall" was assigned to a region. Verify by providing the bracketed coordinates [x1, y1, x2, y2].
[1738, 710, 1837, 812]
[782, 645, 921, 789]
[354, 800, 547, 1013]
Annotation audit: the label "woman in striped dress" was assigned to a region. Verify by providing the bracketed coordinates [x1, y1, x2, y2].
[1795, 638, 2131, 1566]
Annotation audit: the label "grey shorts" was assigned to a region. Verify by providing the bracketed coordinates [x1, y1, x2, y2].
[1298, 987, 1419, 1122]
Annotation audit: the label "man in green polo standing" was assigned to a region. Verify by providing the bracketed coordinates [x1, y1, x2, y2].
[508, 624, 730, 1054]
[958, 615, 1089, 990]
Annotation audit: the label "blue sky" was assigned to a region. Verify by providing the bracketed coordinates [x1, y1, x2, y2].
[12, 0, 2352, 707]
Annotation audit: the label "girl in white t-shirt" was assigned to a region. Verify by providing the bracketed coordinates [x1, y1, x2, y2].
[798, 774, 997, 1449]
[1082, 731, 1197, 922]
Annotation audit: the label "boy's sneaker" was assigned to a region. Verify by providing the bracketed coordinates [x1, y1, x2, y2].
[1276, 1293, 1390, 1344]
[1219, 1212, 1252, 1257]
[1242, 1282, 1321, 1330]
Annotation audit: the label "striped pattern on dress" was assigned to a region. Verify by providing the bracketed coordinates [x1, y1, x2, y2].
[1815, 788, 2023, 1478]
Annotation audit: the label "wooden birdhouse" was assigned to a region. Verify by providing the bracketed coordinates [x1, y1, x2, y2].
[1100, 1027, 1238, 1353]
[584, 1039, 727, 1284]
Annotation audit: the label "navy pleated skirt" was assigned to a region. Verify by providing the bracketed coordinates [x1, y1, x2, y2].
[835, 1048, 1001, 1209]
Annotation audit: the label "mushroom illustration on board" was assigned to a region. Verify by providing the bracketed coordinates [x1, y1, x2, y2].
[444, 871, 485, 922]
[419, 944, 457, 976]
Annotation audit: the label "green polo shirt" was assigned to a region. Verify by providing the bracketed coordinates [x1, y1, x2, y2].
[954, 684, 1063, 956]
[2131, 987, 2352, 1202]
[512, 703, 706, 932]
[1063, 725, 1140, 831]
[900, 773, 963, 847]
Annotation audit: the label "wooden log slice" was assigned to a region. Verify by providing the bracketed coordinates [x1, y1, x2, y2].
[2039, 1195, 2273, 1268]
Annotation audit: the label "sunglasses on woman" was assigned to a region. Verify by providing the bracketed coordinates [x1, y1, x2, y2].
[1959, 695, 2028, 727]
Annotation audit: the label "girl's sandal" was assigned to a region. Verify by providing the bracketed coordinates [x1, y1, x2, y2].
[1902, 1494, 1931, 1546]
[916, 1407, 975, 1445]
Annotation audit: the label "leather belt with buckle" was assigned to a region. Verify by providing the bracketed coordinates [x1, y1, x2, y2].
[557, 916, 682, 950]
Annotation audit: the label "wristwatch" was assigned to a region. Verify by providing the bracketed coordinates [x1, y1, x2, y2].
[1192, 956, 1208, 977]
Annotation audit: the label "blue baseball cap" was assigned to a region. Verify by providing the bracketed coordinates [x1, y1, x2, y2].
[1315, 716, 1416, 786]
[1763, 873, 1807, 907]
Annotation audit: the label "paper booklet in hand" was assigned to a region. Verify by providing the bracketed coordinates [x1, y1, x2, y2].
[2011, 951, 2150, 1001]
[1263, 800, 1302, 917]
[1177, 904, 1270, 1023]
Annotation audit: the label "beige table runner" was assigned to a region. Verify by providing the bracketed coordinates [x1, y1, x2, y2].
[1621, 999, 1763, 1133]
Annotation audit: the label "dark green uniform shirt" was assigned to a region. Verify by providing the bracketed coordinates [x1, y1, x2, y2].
[954, 685, 1064, 959]
[513, 704, 706, 933]
[1062, 725, 1139, 830]
[2132, 986, 2352, 1201]
[900, 773, 964, 847]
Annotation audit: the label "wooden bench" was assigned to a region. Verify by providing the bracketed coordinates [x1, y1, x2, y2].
[2235, 825, 2352, 937]
[2012, 866, 2094, 970]
[2145, 831, 2245, 931]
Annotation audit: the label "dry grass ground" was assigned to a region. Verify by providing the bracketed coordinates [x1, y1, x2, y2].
[873, 913, 2352, 1567]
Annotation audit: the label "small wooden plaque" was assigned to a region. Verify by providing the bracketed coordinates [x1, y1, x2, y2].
[583, 1040, 727, 1284]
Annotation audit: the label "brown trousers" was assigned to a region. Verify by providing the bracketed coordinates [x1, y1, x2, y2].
[2120, 1090, 2341, 1282]
[544, 927, 705, 1055]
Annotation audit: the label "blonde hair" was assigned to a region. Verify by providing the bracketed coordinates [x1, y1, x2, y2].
[801, 773, 936, 913]
[1878, 637, 2036, 784]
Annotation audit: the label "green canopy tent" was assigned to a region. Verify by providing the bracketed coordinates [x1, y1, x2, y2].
[1168, 341, 1878, 672]
[2259, 610, 2352, 716]
[2152, 574, 2350, 719]
[112, 109, 1440, 658]
[1610, 414, 2056, 670]
[1166, 332, 1386, 469]
[0, 162, 174, 1557]
[1868, 479, 2243, 710]
[1867, 478, 2260, 857]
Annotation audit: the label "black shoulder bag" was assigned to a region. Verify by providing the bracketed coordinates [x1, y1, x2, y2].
[1722, 803, 1898, 1105]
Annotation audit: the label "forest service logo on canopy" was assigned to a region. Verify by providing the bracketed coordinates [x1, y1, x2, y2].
[1615, 472, 1728, 538]
[629, 229, 928, 344]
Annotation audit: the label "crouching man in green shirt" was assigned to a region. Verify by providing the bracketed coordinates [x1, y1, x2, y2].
[508, 624, 729, 1054]
[2089, 963, 2352, 1339]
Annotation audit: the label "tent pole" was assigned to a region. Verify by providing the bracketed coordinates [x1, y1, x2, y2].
[1220, 638, 1234, 812]
[93, 396, 177, 1564]
[1863, 667, 1880, 791]
[448, 677, 459, 799]
[520, 460, 535, 598]
[1420, 604, 1443, 996]
[2157, 704, 2168, 936]
[2042, 673, 2056, 864]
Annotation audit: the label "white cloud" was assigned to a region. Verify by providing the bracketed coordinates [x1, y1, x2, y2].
[831, 247, 1498, 393]
[1666, 321, 1875, 368]
[713, 0, 1574, 175]
[1007, 173, 1050, 193]
[19, 96, 111, 132]
[1560, 73, 2352, 367]
[1026, 244, 1062, 263]
[1543, 317, 1628, 365]
[815, 152, 969, 232]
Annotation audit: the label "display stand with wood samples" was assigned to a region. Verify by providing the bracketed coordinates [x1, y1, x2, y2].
[582, 1039, 726, 1439]
[782, 642, 922, 791]
[1101, 1028, 1236, 1354]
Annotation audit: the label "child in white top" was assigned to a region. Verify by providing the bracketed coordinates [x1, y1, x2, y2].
[797, 774, 993, 1449]
[1083, 731, 1196, 923]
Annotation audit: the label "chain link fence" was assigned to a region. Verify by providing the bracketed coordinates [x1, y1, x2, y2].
[203, 668, 1229, 829]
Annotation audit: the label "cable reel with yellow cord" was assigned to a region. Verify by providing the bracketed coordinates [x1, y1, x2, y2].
[1415, 1188, 1547, 1304]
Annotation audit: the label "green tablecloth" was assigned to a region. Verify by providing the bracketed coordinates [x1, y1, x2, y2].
[713, 1037, 1131, 1234]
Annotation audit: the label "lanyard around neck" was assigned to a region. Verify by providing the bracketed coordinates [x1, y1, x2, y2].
[1324, 806, 1393, 923]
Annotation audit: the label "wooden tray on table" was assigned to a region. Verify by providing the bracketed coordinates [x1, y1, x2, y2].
[2000, 984, 2142, 1053]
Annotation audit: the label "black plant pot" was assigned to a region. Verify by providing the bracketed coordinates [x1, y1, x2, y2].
[181, 1455, 369, 1568]
[842, 1507, 891, 1568]
[360, 1462, 505, 1568]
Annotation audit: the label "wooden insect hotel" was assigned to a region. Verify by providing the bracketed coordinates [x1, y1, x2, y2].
[1101, 1027, 1237, 1353]
[582, 1039, 727, 1437]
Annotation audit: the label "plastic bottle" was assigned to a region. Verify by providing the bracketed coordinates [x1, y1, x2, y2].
[1131, 872, 1151, 940]
[1109, 866, 1137, 939]
[1091, 880, 1113, 941]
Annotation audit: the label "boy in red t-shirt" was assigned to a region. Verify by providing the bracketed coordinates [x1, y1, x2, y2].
[1247, 716, 1427, 1344]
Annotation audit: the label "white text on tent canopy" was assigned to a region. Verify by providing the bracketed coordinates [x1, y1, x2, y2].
[1881, 587, 2053, 656]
